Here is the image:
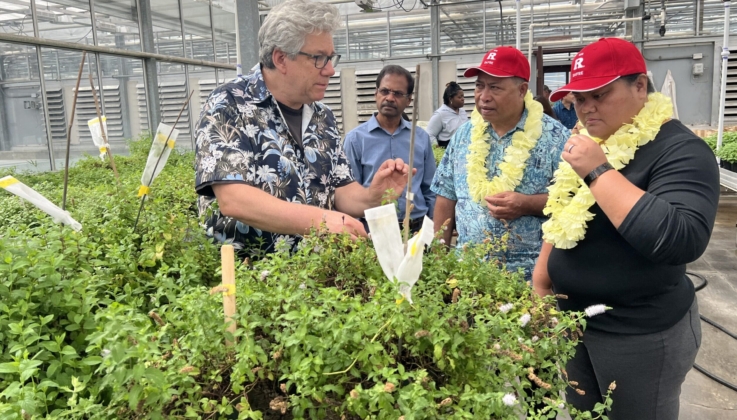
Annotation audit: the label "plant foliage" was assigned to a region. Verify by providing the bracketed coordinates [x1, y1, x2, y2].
[0, 138, 611, 419]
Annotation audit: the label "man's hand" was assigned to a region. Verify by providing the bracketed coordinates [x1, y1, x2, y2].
[321, 210, 367, 239]
[484, 191, 528, 221]
[368, 158, 417, 203]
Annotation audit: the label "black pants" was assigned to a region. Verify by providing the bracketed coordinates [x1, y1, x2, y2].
[565, 298, 701, 420]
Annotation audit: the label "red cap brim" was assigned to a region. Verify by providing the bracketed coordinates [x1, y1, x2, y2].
[549, 75, 621, 102]
[463, 66, 517, 79]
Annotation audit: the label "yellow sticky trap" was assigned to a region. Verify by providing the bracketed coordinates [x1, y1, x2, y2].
[167, 139, 176, 149]
[396, 296, 405, 305]
[138, 185, 151, 196]
[410, 241, 418, 257]
[99, 146, 107, 153]
[223, 284, 236, 296]
[0, 176, 19, 189]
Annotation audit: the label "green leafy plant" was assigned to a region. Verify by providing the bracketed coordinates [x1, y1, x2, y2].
[0, 137, 612, 419]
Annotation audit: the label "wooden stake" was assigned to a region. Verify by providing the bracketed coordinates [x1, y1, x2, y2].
[88, 73, 120, 182]
[403, 65, 421, 248]
[61, 51, 86, 211]
[221, 244, 237, 346]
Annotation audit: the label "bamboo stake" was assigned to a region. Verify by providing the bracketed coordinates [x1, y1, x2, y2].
[61, 51, 86, 211]
[132, 90, 195, 232]
[88, 73, 120, 182]
[221, 244, 237, 346]
[402, 65, 421, 248]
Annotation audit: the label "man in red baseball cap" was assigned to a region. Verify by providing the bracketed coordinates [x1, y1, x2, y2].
[534, 37, 718, 420]
[431, 46, 570, 281]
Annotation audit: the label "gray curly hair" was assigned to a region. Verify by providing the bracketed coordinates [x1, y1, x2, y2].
[259, 0, 343, 69]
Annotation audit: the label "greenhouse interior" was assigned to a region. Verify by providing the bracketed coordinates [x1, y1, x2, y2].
[0, 0, 736, 419]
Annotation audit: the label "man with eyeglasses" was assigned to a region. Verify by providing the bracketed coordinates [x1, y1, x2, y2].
[344, 65, 436, 233]
[194, 0, 413, 257]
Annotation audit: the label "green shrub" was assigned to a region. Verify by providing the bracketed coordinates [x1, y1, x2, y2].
[702, 131, 737, 152]
[0, 138, 611, 419]
[716, 141, 737, 163]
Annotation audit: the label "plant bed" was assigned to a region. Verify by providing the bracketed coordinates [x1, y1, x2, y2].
[0, 139, 611, 420]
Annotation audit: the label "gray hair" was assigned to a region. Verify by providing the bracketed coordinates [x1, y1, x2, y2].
[259, 0, 342, 69]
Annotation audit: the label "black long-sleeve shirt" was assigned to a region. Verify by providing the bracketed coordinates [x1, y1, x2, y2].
[548, 120, 720, 334]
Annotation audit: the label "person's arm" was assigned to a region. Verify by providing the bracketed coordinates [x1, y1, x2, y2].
[213, 183, 366, 237]
[425, 112, 443, 145]
[532, 241, 554, 297]
[564, 132, 720, 265]
[335, 158, 413, 218]
[484, 192, 548, 220]
[433, 195, 456, 245]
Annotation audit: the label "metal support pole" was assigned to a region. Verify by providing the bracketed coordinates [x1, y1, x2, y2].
[89, 0, 106, 116]
[137, 0, 160, 133]
[345, 15, 350, 60]
[717, 1, 731, 156]
[516, 0, 521, 49]
[430, 1, 440, 110]
[31, 0, 57, 170]
[579, 1, 584, 44]
[235, 0, 260, 71]
[179, 0, 195, 149]
[482, 4, 487, 50]
[387, 12, 392, 57]
[696, 0, 703, 36]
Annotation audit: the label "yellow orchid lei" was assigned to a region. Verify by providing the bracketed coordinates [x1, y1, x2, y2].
[542, 92, 673, 249]
[467, 91, 544, 204]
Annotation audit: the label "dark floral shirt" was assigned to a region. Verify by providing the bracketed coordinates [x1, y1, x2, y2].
[194, 65, 354, 256]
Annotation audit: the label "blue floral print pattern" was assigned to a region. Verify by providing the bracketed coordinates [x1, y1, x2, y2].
[431, 110, 569, 279]
[195, 65, 354, 256]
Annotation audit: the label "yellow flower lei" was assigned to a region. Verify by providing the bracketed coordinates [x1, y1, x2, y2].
[542, 92, 673, 249]
[467, 91, 544, 204]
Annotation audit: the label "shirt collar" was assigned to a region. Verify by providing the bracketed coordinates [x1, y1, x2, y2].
[490, 107, 529, 140]
[368, 113, 412, 133]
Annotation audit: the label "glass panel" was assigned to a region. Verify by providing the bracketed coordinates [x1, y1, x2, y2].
[36, 1, 94, 46]
[211, 1, 235, 64]
[152, 0, 185, 73]
[346, 13, 388, 60]
[0, 42, 52, 172]
[182, 0, 215, 71]
[157, 66, 197, 150]
[0, 1, 34, 37]
[92, 0, 141, 51]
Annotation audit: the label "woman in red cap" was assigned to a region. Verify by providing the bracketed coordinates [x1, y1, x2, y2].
[533, 38, 720, 419]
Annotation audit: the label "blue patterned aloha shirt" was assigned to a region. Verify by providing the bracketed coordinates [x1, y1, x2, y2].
[194, 65, 354, 256]
[431, 109, 569, 280]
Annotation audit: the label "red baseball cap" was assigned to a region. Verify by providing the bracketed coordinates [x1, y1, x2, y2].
[550, 38, 646, 102]
[464, 46, 530, 82]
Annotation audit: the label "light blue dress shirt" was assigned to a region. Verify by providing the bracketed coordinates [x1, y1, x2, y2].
[344, 114, 436, 220]
[430, 110, 569, 280]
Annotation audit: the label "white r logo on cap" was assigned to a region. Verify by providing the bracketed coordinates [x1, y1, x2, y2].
[573, 57, 585, 71]
[487, 51, 497, 61]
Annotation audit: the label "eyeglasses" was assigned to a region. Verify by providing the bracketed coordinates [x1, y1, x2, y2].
[297, 51, 341, 69]
[376, 88, 411, 99]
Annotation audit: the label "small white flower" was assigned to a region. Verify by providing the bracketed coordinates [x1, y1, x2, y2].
[299, 283, 306, 289]
[313, 245, 323, 253]
[260, 270, 270, 281]
[559, 402, 566, 409]
[531, 336, 539, 343]
[584, 304, 608, 318]
[502, 393, 517, 406]
[493, 343, 501, 350]
[439, 239, 446, 244]
[517, 337, 523, 343]
[499, 303, 514, 314]
[551, 317, 559, 326]
[519, 313, 531, 327]
[101, 349, 111, 358]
